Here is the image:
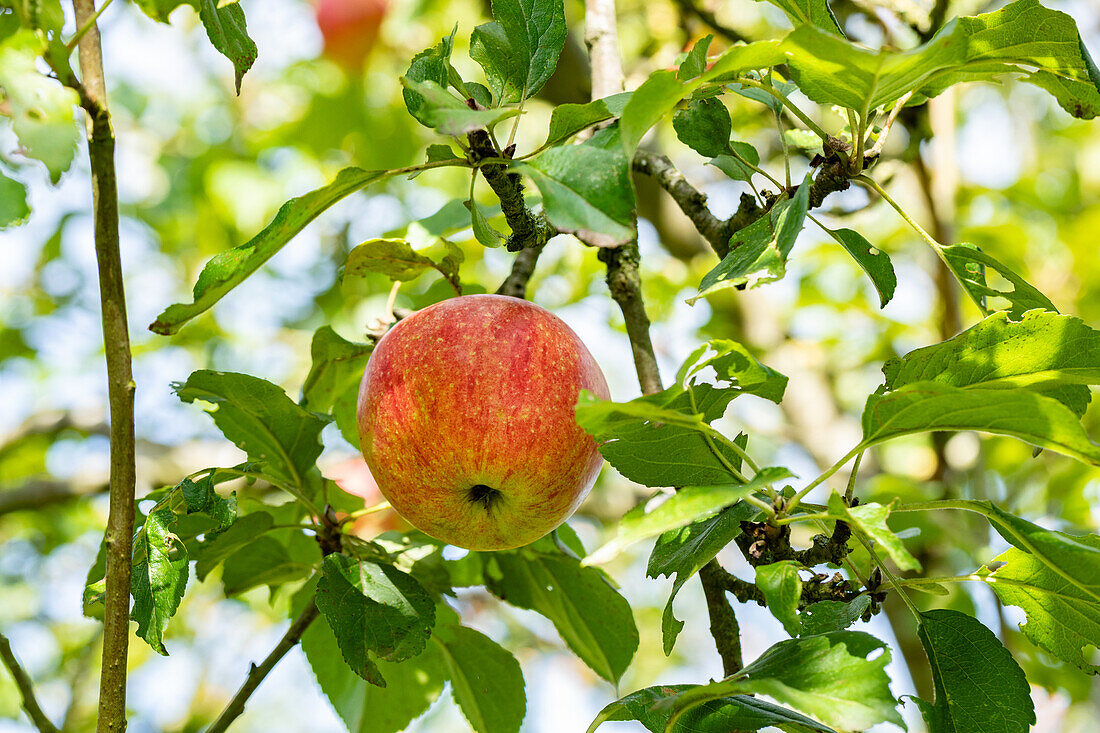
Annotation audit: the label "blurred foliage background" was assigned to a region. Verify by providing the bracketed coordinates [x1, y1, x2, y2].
[1, 0, 1099, 730]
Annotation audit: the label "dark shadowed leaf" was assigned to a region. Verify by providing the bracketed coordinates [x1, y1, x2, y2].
[799, 597, 871, 636]
[316, 554, 436, 684]
[915, 609, 1035, 733]
[673, 97, 733, 159]
[434, 622, 526, 733]
[827, 228, 896, 308]
[197, 0, 256, 94]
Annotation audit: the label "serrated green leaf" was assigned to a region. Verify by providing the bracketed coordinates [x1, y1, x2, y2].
[179, 473, 235, 532]
[316, 554, 436, 685]
[150, 167, 387, 335]
[585, 468, 791, 565]
[755, 0, 843, 35]
[470, 0, 567, 103]
[587, 685, 836, 733]
[799, 597, 871, 636]
[300, 326, 373, 447]
[666, 632, 902, 732]
[404, 29, 457, 125]
[785, 0, 1100, 119]
[708, 141, 761, 183]
[981, 534, 1100, 674]
[916, 609, 1035, 733]
[434, 623, 526, 733]
[486, 549, 638, 683]
[523, 136, 635, 247]
[860, 381, 1100, 466]
[883, 309, 1097, 417]
[827, 493, 920, 572]
[0, 31, 79, 183]
[940, 243, 1057, 320]
[400, 78, 516, 136]
[541, 93, 631, 149]
[197, 0, 256, 94]
[193, 511, 274, 580]
[824, 228, 896, 308]
[648, 500, 757, 654]
[690, 173, 811, 303]
[220, 532, 320, 595]
[303, 607, 446, 733]
[175, 371, 329, 489]
[676, 35, 713, 81]
[673, 97, 732, 159]
[131, 507, 189, 655]
[756, 560, 803, 636]
[678, 338, 788, 402]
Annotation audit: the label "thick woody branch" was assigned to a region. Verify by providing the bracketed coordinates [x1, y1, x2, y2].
[0, 631, 60, 733]
[496, 243, 546, 299]
[205, 601, 321, 733]
[467, 130, 555, 252]
[597, 243, 662, 395]
[584, 0, 625, 98]
[698, 561, 746, 676]
[67, 3, 136, 731]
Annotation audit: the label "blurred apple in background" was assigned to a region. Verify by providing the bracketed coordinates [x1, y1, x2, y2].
[314, 0, 389, 71]
[324, 456, 409, 537]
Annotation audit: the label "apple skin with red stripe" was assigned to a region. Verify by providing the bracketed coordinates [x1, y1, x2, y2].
[356, 294, 610, 550]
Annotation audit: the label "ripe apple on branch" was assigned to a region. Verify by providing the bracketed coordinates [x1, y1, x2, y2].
[356, 294, 610, 550]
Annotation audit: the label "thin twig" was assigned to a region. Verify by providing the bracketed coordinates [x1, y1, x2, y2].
[67, 2, 135, 731]
[205, 601, 321, 733]
[865, 92, 911, 160]
[0, 631, 61, 733]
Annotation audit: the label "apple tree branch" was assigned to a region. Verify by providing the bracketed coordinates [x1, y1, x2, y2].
[0, 631, 60, 733]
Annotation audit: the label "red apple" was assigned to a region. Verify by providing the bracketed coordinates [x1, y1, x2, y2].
[315, 0, 388, 71]
[356, 294, 610, 550]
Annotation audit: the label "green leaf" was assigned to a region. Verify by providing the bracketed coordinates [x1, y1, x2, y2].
[0, 171, 31, 229]
[587, 685, 836, 733]
[425, 143, 463, 165]
[619, 40, 786, 155]
[981, 533, 1100, 674]
[303, 607, 446, 733]
[300, 327, 373, 447]
[915, 609, 1035, 733]
[193, 511, 274, 581]
[220, 532, 320, 595]
[179, 473, 235, 532]
[784, 0, 1100, 119]
[940, 243, 1057, 320]
[676, 35, 713, 81]
[860, 381, 1100, 466]
[466, 198, 505, 248]
[523, 136, 635, 247]
[673, 97, 732, 159]
[433, 623, 526, 733]
[400, 78, 516, 136]
[344, 237, 462, 292]
[827, 493, 920, 572]
[690, 173, 811, 303]
[883, 309, 1097, 417]
[316, 554, 436, 685]
[0, 31, 79, 183]
[648, 500, 757, 654]
[131, 508, 189, 656]
[541, 93, 631, 149]
[708, 141, 761, 183]
[584, 468, 792, 565]
[799, 597, 871, 636]
[754, 0, 843, 35]
[150, 167, 387, 335]
[404, 29, 457, 126]
[486, 549, 638, 684]
[756, 561, 803, 636]
[131, 0, 187, 22]
[666, 632, 902, 732]
[174, 371, 329, 489]
[197, 0, 256, 94]
[469, 0, 567, 103]
[677, 339, 788, 403]
[826, 228, 896, 308]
